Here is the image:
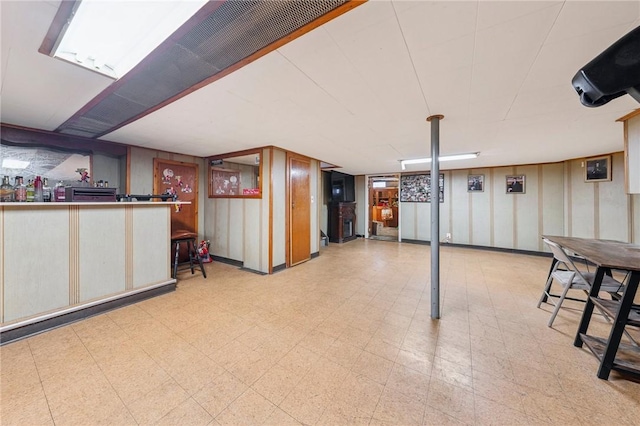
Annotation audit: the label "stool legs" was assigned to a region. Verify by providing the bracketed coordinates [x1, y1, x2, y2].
[173, 240, 180, 279]
[171, 237, 207, 279]
[189, 239, 207, 278]
[187, 239, 195, 274]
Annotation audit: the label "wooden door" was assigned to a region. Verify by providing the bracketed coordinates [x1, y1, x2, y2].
[289, 155, 311, 266]
[153, 158, 198, 235]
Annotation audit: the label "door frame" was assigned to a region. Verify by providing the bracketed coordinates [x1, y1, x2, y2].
[366, 174, 400, 241]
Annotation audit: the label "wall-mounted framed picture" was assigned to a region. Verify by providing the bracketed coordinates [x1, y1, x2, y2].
[585, 155, 611, 182]
[400, 173, 444, 203]
[467, 175, 484, 192]
[506, 175, 525, 194]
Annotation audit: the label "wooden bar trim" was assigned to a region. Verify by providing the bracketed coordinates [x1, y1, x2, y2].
[616, 108, 640, 122]
[208, 147, 270, 161]
[268, 148, 274, 274]
[285, 152, 291, 268]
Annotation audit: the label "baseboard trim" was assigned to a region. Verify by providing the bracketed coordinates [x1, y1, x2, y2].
[212, 255, 244, 267]
[311, 251, 320, 259]
[272, 263, 287, 273]
[0, 281, 176, 345]
[400, 239, 552, 258]
[240, 267, 268, 275]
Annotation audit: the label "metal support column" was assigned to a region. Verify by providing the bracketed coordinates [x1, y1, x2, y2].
[427, 114, 444, 319]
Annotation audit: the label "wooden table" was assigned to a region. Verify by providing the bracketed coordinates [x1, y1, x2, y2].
[543, 235, 640, 380]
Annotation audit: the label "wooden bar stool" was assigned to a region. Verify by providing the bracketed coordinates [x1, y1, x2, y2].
[171, 230, 207, 279]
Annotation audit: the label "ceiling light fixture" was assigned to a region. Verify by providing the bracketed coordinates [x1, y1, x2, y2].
[2, 159, 30, 169]
[400, 153, 479, 170]
[52, 0, 207, 79]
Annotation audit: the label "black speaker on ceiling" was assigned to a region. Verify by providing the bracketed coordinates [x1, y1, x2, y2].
[572, 25, 640, 107]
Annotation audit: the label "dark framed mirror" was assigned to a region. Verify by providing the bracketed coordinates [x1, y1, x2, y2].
[208, 149, 262, 198]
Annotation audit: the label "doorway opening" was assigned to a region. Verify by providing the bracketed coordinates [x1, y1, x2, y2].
[368, 175, 399, 242]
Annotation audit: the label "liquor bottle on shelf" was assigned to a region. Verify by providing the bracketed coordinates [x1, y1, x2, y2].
[26, 179, 35, 202]
[14, 176, 26, 202]
[0, 175, 14, 202]
[34, 176, 43, 202]
[54, 181, 66, 202]
[42, 178, 52, 202]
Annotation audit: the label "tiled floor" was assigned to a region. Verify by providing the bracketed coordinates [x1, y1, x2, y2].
[1, 239, 639, 425]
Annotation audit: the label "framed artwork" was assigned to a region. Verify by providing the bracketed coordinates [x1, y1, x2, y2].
[467, 175, 484, 192]
[400, 173, 444, 203]
[210, 168, 241, 196]
[506, 175, 525, 194]
[585, 155, 611, 182]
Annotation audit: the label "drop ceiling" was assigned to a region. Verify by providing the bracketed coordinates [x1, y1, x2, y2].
[1, 1, 639, 175]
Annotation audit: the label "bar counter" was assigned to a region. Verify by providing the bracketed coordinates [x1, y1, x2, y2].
[0, 201, 183, 343]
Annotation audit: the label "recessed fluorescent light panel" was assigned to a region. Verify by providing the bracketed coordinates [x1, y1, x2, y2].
[400, 153, 479, 170]
[2, 159, 30, 169]
[52, 0, 207, 79]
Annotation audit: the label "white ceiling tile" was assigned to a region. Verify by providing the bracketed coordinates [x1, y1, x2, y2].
[469, 51, 532, 105]
[522, 24, 636, 92]
[395, 1, 478, 51]
[476, 1, 562, 31]
[3, 1, 640, 175]
[322, 0, 396, 43]
[473, 3, 562, 68]
[414, 64, 472, 118]
[411, 34, 475, 72]
[546, 1, 639, 43]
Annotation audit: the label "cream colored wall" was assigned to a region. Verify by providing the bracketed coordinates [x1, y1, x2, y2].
[320, 173, 329, 238]
[206, 191, 266, 272]
[129, 147, 206, 240]
[92, 153, 123, 193]
[310, 158, 320, 253]
[355, 175, 366, 236]
[627, 115, 640, 194]
[272, 149, 287, 267]
[399, 152, 637, 250]
[633, 194, 640, 243]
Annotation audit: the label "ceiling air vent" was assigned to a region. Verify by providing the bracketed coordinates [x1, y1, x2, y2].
[56, 0, 352, 138]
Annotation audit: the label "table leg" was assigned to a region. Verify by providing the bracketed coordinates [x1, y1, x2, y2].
[597, 271, 640, 379]
[574, 267, 606, 347]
